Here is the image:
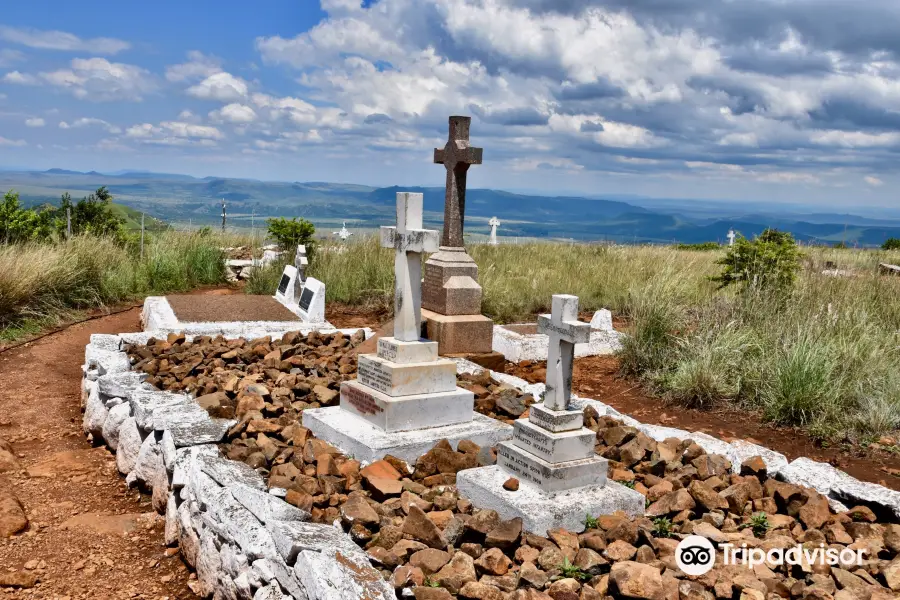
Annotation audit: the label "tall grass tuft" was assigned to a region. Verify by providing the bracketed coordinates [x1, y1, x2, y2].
[0, 231, 227, 339]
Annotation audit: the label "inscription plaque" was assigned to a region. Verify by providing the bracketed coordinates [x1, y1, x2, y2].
[343, 385, 383, 415]
[299, 286, 315, 312]
[357, 359, 393, 395]
[277, 274, 291, 295]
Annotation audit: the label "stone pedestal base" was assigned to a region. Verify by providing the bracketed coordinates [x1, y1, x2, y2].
[423, 249, 482, 315]
[422, 309, 494, 354]
[302, 407, 513, 466]
[339, 380, 474, 432]
[456, 465, 645, 535]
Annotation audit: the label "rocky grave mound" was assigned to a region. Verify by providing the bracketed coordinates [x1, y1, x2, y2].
[125, 334, 900, 600]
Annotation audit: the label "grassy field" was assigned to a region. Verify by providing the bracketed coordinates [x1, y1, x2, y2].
[301, 237, 900, 441]
[4, 230, 899, 442]
[0, 231, 239, 341]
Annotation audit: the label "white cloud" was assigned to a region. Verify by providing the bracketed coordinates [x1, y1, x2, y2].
[186, 72, 248, 102]
[0, 136, 26, 147]
[0, 25, 130, 55]
[58, 117, 121, 133]
[39, 58, 156, 101]
[3, 70, 38, 84]
[165, 51, 222, 82]
[865, 175, 884, 187]
[24, 117, 44, 127]
[125, 120, 224, 145]
[210, 103, 258, 124]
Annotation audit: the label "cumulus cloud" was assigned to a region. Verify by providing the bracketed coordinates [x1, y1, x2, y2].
[35, 58, 156, 101]
[165, 51, 222, 82]
[0, 25, 130, 55]
[0, 136, 26, 147]
[3, 70, 38, 84]
[25, 117, 44, 127]
[58, 117, 122, 133]
[186, 72, 249, 101]
[209, 103, 257, 124]
[865, 175, 884, 187]
[125, 120, 224, 146]
[245, 0, 900, 182]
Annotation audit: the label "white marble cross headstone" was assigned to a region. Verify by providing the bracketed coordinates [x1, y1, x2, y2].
[381, 193, 440, 342]
[294, 244, 308, 283]
[538, 295, 591, 411]
[727, 229, 736, 247]
[489, 216, 500, 246]
[334, 222, 354, 241]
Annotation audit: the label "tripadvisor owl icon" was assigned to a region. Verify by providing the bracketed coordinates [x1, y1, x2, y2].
[676, 535, 716, 576]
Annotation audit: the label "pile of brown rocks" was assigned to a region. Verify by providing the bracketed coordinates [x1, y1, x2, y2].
[128, 334, 900, 600]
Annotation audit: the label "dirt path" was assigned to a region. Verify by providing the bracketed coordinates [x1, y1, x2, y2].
[509, 355, 900, 491]
[0, 307, 195, 599]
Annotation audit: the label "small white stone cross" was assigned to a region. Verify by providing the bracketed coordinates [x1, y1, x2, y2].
[381, 193, 440, 342]
[333, 222, 354, 241]
[294, 244, 308, 283]
[538, 295, 591, 410]
[727, 229, 736, 247]
[489, 216, 500, 246]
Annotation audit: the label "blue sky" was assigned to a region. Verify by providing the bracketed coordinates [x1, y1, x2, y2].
[2, 0, 900, 207]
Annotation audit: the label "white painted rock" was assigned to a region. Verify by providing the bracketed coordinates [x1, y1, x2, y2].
[97, 371, 147, 399]
[231, 484, 310, 525]
[101, 402, 132, 451]
[590, 309, 614, 331]
[128, 433, 163, 488]
[83, 385, 109, 440]
[253, 582, 289, 600]
[294, 548, 395, 600]
[727, 439, 788, 476]
[165, 493, 180, 547]
[115, 417, 143, 475]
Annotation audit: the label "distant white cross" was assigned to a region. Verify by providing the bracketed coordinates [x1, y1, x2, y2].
[538, 295, 591, 411]
[727, 229, 736, 247]
[333, 222, 354, 241]
[381, 193, 440, 342]
[489, 216, 500, 246]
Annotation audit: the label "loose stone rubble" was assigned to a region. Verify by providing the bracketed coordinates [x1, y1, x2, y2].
[82, 331, 900, 600]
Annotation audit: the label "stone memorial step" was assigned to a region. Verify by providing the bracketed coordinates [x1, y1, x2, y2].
[339, 380, 474, 433]
[496, 441, 608, 493]
[510, 418, 595, 464]
[356, 354, 457, 397]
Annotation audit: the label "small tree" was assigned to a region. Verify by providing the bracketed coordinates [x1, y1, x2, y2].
[883, 238, 900, 251]
[267, 217, 316, 257]
[713, 229, 801, 291]
[0, 190, 54, 243]
[67, 187, 124, 239]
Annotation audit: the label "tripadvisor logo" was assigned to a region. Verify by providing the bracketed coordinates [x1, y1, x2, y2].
[676, 535, 868, 576]
[676, 536, 716, 575]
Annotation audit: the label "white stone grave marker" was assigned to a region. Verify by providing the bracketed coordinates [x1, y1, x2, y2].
[302, 192, 512, 464]
[489, 216, 500, 245]
[457, 293, 644, 534]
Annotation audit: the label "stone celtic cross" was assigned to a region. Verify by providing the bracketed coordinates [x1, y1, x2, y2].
[434, 116, 483, 249]
[381, 193, 440, 342]
[489, 216, 500, 245]
[538, 295, 591, 410]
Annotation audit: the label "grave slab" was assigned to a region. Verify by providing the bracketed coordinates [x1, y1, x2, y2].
[510, 419, 596, 464]
[302, 407, 512, 465]
[456, 465, 645, 535]
[140, 296, 366, 338]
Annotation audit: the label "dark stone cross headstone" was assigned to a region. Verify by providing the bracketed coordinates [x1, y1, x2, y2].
[433, 116, 483, 249]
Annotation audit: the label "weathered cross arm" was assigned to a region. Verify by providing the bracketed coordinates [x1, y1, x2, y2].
[537, 315, 591, 344]
[434, 144, 483, 167]
[380, 227, 440, 253]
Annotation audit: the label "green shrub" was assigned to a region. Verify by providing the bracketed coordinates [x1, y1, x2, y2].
[883, 238, 900, 251]
[713, 229, 801, 291]
[267, 217, 317, 258]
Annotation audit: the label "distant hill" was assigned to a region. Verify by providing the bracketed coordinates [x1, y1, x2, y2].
[2, 168, 899, 246]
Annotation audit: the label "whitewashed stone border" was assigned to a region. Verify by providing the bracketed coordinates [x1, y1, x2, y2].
[81, 333, 395, 600]
[141, 296, 372, 339]
[452, 358, 900, 520]
[492, 322, 624, 363]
